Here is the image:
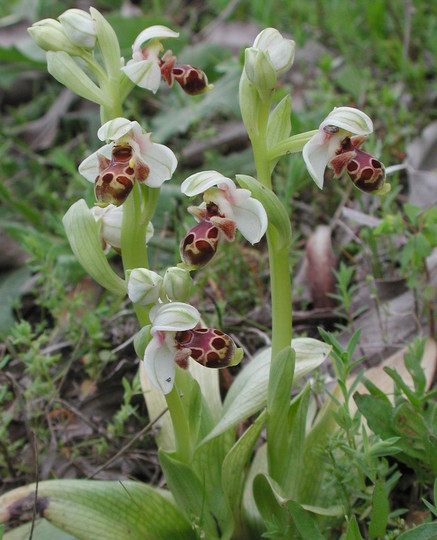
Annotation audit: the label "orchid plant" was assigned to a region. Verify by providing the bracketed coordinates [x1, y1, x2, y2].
[1, 9, 391, 540]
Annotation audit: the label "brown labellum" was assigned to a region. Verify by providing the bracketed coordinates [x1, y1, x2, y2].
[175, 328, 236, 368]
[94, 144, 136, 206]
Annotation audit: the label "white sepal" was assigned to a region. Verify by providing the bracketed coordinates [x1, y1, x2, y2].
[320, 106, 373, 135]
[232, 197, 268, 245]
[181, 170, 235, 197]
[150, 302, 200, 333]
[143, 335, 176, 394]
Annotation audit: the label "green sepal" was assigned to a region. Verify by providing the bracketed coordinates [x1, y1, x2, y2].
[90, 7, 121, 81]
[133, 325, 152, 359]
[236, 174, 291, 249]
[47, 51, 108, 106]
[63, 199, 126, 295]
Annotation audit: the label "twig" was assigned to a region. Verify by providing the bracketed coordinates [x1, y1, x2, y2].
[86, 407, 169, 479]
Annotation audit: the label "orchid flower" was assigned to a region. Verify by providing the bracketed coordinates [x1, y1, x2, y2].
[91, 204, 153, 252]
[79, 118, 177, 206]
[303, 107, 388, 194]
[122, 26, 211, 95]
[144, 302, 242, 394]
[179, 171, 268, 268]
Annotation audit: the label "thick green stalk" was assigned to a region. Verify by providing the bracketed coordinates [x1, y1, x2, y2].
[251, 105, 293, 361]
[165, 374, 193, 464]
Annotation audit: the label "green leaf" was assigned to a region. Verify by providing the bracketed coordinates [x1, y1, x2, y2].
[159, 450, 225, 539]
[203, 338, 331, 443]
[397, 522, 437, 539]
[4, 519, 75, 540]
[284, 500, 325, 540]
[0, 480, 193, 539]
[267, 95, 292, 152]
[369, 481, 389, 539]
[63, 199, 126, 296]
[222, 410, 267, 530]
[236, 174, 292, 249]
[345, 516, 364, 540]
[267, 347, 295, 482]
[253, 474, 291, 537]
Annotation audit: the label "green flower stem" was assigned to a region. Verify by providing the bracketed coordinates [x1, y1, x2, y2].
[267, 130, 317, 162]
[165, 375, 193, 463]
[121, 182, 149, 272]
[251, 104, 293, 361]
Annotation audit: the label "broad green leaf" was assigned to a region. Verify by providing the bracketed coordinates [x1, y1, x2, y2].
[0, 480, 193, 539]
[282, 384, 311, 497]
[253, 474, 290, 538]
[397, 522, 437, 539]
[4, 519, 75, 540]
[222, 410, 267, 530]
[159, 450, 225, 539]
[267, 347, 295, 484]
[369, 481, 389, 540]
[284, 500, 325, 540]
[63, 199, 126, 296]
[242, 444, 269, 538]
[345, 516, 364, 540]
[203, 338, 331, 442]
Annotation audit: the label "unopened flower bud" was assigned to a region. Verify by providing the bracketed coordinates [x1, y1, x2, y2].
[172, 64, 213, 96]
[175, 328, 243, 369]
[127, 268, 163, 305]
[244, 47, 277, 102]
[28, 19, 81, 56]
[59, 9, 96, 50]
[162, 267, 193, 302]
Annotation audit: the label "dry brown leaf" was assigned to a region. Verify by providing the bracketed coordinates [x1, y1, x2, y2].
[305, 225, 337, 308]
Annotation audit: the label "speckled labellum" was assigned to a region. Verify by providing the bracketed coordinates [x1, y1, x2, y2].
[175, 328, 238, 369]
[94, 144, 138, 206]
[330, 136, 385, 194]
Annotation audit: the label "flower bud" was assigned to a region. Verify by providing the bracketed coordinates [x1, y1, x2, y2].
[162, 267, 193, 302]
[180, 218, 220, 269]
[59, 9, 96, 50]
[127, 268, 163, 305]
[28, 18, 81, 56]
[252, 28, 295, 77]
[172, 65, 213, 96]
[244, 47, 277, 103]
[175, 328, 243, 369]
